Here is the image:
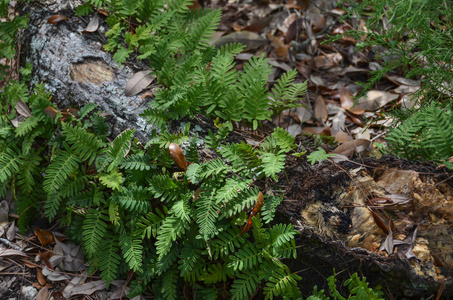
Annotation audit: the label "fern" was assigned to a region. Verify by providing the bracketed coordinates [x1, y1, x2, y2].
[230, 270, 261, 300]
[228, 244, 263, 271]
[156, 216, 187, 258]
[62, 122, 104, 164]
[202, 263, 233, 284]
[0, 148, 20, 182]
[139, 207, 167, 239]
[261, 151, 286, 180]
[98, 129, 135, 172]
[43, 148, 82, 194]
[82, 209, 109, 257]
[99, 234, 121, 288]
[120, 153, 152, 171]
[269, 223, 298, 249]
[161, 267, 179, 300]
[263, 267, 301, 300]
[120, 231, 143, 272]
[113, 185, 151, 213]
[178, 240, 202, 276]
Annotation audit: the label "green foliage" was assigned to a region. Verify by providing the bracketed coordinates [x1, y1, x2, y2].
[308, 270, 384, 300]
[307, 147, 336, 165]
[1, 1, 309, 298]
[386, 105, 453, 167]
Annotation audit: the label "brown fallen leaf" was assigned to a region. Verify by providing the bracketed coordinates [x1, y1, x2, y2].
[34, 227, 55, 246]
[0, 249, 27, 257]
[332, 139, 371, 157]
[82, 13, 100, 34]
[36, 286, 49, 300]
[36, 268, 47, 286]
[314, 96, 328, 122]
[211, 31, 268, 51]
[267, 33, 290, 58]
[340, 87, 365, 115]
[314, 53, 343, 70]
[47, 15, 69, 24]
[243, 17, 271, 32]
[358, 90, 399, 111]
[63, 280, 106, 298]
[169, 143, 188, 171]
[125, 70, 156, 97]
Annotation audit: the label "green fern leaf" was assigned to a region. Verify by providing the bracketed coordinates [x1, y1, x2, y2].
[138, 207, 167, 239]
[263, 268, 301, 300]
[156, 217, 187, 258]
[113, 185, 151, 212]
[82, 209, 109, 257]
[98, 170, 124, 191]
[202, 262, 233, 284]
[62, 122, 104, 164]
[98, 129, 135, 172]
[261, 195, 283, 224]
[99, 234, 121, 288]
[211, 227, 245, 259]
[0, 148, 20, 183]
[196, 186, 220, 239]
[261, 151, 286, 180]
[178, 241, 202, 276]
[43, 149, 81, 194]
[15, 117, 39, 137]
[121, 153, 152, 171]
[17, 152, 41, 193]
[230, 270, 261, 300]
[161, 268, 179, 300]
[120, 231, 143, 272]
[228, 244, 262, 271]
[269, 223, 298, 249]
[216, 176, 251, 204]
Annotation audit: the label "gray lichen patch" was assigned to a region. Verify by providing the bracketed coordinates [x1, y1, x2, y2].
[70, 59, 114, 85]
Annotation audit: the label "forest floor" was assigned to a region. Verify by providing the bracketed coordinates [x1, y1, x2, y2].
[1, 0, 452, 299]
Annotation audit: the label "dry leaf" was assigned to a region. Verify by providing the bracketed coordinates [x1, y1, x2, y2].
[267, 33, 290, 58]
[36, 268, 47, 286]
[43, 107, 58, 119]
[169, 143, 188, 171]
[6, 220, 15, 240]
[47, 15, 69, 24]
[314, 96, 328, 122]
[243, 17, 271, 32]
[34, 227, 55, 246]
[332, 139, 371, 157]
[211, 31, 268, 51]
[340, 87, 365, 115]
[0, 249, 27, 257]
[82, 13, 100, 34]
[51, 291, 65, 300]
[302, 126, 331, 136]
[141, 90, 155, 99]
[64, 280, 106, 298]
[16, 100, 32, 117]
[314, 52, 342, 69]
[36, 286, 49, 300]
[125, 70, 156, 97]
[358, 90, 399, 111]
[286, 124, 302, 137]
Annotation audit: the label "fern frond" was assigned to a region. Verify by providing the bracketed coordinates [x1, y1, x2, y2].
[15, 117, 38, 137]
[148, 174, 185, 203]
[269, 223, 298, 249]
[211, 226, 245, 259]
[178, 240, 202, 276]
[263, 267, 301, 300]
[62, 122, 104, 164]
[43, 149, 82, 194]
[17, 152, 41, 193]
[261, 195, 283, 224]
[98, 170, 124, 191]
[99, 234, 121, 288]
[261, 150, 286, 180]
[185, 9, 221, 51]
[228, 244, 262, 271]
[216, 176, 251, 204]
[120, 231, 143, 272]
[202, 262, 233, 284]
[113, 185, 151, 213]
[139, 207, 167, 239]
[82, 209, 109, 257]
[224, 187, 260, 217]
[169, 194, 192, 222]
[98, 129, 135, 172]
[0, 147, 20, 183]
[161, 267, 179, 300]
[196, 186, 220, 239]
[156, 216, 187, 258]
[121, 153, 152, 171]
[230, 270, 261, 300]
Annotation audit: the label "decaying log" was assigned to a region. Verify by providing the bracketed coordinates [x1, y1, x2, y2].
[282, 155, 453, 297]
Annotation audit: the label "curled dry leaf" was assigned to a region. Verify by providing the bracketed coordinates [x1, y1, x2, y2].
[242, 192, 264, 234]
[47, 15, 69, 24]
[332, 139, 371, 157]
[169, 143, 188, 171]
[82, 13, 100, 34]
[211, 31, 268, 51]
[36, 268, 47, 286]
[314, 95, 328, 122]
[314, 52, 342, 70]
[125, 70, 156, 97]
